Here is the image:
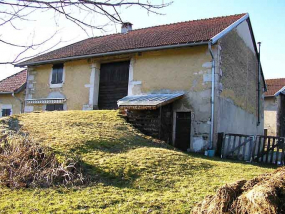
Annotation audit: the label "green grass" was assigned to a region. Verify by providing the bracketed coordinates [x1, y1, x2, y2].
[0, 110, 275, 213]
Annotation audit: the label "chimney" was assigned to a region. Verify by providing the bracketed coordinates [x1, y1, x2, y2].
[121, 22, 133, 33]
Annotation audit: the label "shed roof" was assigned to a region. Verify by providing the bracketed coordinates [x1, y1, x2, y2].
[0, 69, 27, 93]
[17, 13, 246, 66]
[118, 93, 184, 110]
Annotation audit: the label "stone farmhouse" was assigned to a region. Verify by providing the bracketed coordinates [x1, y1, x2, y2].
[9, 13, 266, 152]
[264, 78, 285, 137]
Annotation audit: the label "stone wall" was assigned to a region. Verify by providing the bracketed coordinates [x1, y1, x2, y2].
[217, 20, 264, 137]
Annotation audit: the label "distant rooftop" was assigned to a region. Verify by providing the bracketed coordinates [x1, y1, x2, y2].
[0, 70, 27, 93]
[265, 78, 285, 97]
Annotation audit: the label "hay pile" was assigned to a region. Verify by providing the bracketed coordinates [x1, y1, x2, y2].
[192, 167, 285, 214]
[0, 134, 85, 188]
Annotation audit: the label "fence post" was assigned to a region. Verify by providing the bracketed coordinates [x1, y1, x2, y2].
[221, 134, 227, 159]
[250, 136, 256, 162]
[216, 132, 224, 157]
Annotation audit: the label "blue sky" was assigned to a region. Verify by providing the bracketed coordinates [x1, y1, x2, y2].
[0, 0, 284, 79]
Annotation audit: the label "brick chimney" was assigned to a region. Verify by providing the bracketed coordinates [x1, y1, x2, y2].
[121, 22, 133, 33]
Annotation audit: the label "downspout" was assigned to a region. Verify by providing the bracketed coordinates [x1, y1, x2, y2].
[208, 41, 215, 149]
[257, 42, 261, 126]
[12, 92, 23, 113]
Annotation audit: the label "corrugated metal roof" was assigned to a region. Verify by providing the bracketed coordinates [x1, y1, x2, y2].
[118, 93, 184, 109]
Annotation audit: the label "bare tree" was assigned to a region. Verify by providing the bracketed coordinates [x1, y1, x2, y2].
[0, 0, 172, 65]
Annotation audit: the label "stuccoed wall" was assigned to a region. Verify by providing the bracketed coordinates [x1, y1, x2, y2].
[132, 46, 214, 152]
[264, 97, 277, 136]
[217, 20, 264, 137]
[25, 46, 215, 152]
[0, 91, 25, 116]
[25, 60, 92, 111]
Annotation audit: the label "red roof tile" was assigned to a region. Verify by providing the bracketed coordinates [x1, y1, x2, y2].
[265, 78, 285, 96]
[19, 13, 246, 65]
[0, 70, 27, 93]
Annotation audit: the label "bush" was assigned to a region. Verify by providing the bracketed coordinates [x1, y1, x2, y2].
[0, 134, 85, 188]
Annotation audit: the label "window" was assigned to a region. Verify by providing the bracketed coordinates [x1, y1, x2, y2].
[46, 104, 64, 111]
[51, 64, 63, 84]
[2, 109, 11, 117]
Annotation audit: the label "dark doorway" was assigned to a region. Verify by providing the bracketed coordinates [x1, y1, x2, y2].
[175, 112, 191, 151]
[98, 61, 130, 109]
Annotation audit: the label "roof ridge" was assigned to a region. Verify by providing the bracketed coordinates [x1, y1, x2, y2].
[121, 13, 247, 33]
[90, 13, 247, 39]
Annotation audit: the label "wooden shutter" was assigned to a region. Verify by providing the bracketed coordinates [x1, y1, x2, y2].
[52, 64, 63, 84]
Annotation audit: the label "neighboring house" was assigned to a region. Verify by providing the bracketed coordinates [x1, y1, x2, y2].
[264, 78, 285, 136]
[0, 69, 27, 117]
[16, 13, 266, 152]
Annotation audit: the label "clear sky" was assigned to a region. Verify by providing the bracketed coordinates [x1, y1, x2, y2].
[0, 0, 284, 80]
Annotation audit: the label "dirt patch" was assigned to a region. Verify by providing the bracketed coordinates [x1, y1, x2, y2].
[192, 167, 285, 214]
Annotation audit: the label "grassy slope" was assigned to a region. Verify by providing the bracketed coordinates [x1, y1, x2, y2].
[0, 111, 274, 213]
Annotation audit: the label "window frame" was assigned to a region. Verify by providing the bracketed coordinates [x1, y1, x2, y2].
[50, 63, 65, 88]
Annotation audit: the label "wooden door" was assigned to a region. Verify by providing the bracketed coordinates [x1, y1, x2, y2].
[98, 61, 130, 109]
[175, 112, 191, 151]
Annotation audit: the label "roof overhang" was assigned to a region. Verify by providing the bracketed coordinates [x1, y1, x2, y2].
[0, 92, 13, 95]
[15, 42, 208, 67]
[210, 13, 249, 44]
[118, 93, 184, 110]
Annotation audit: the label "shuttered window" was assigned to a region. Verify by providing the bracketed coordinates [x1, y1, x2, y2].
[46, 104, 64, 111]
[2, 109, 11, 117]
[51, 64, 63, 84]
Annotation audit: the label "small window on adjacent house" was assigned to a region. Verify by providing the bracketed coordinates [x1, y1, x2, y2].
[51, 64, 63, 84]
[2, 109, 11, 117]
[46, 104, 64, 111]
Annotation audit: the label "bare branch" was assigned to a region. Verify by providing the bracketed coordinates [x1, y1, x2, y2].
[0, 0, 172, 65]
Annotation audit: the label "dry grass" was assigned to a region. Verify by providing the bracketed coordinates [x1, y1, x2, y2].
[193, 168, 285, 214]
[0, 134, 84, 188]
[0, 110, 275, 213]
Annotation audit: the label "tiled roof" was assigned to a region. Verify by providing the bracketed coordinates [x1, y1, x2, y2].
[265, 78, 285, 96]
[19, 13, 246, 66]
[0, 69, 27, 93]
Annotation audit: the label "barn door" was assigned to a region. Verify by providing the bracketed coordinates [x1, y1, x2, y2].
[175, 112, 191, 151]
[98, 61, 130, 109]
